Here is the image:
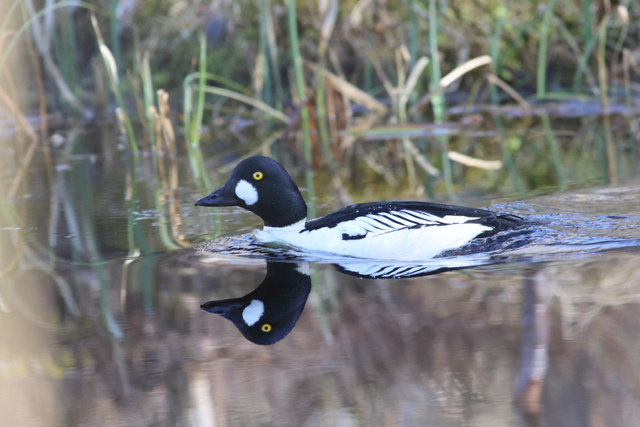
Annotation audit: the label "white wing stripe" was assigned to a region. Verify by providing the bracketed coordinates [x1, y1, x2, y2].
[402, 210, 443, 223]
[367, 215, 397, 228]
[398, 210, 439, 224]
[357, 216, 390, 230]
[380, 212, 415, 226]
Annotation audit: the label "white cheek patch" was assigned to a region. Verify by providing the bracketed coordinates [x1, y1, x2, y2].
[242, 299, 264, 326]
[235, 180, 258, 205]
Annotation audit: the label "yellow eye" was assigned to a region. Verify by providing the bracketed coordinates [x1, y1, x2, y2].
[261, 324, 271, 332]
[253, 171, 263, 180]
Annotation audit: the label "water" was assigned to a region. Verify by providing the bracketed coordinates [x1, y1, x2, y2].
[1, 126, 640, 427]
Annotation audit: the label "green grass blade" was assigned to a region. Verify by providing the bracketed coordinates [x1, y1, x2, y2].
[536, 0, 559, 98]
[285, 0, 314, 206]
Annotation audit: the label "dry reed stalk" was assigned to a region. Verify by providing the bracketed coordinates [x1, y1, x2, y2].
[402, 138, 440, 176]
[485, 73, 532, 110]
[1, 87, 39, 199]
[366, 53, 396, 112]
[305, 99, 322, 169]
[157, 90, 176, 155]
[324, 77, 340, 159]
[611, 5, 629, 80]
[410, 55, 492, 114]
[309, 64, 388, 114]
[362, 149, 397, 184]
[447, 151, 502, 170]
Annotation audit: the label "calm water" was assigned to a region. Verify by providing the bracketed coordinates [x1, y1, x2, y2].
[2, 123, 640, 427]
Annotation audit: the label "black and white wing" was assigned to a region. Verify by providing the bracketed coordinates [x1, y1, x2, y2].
[303, 201, 525, 241]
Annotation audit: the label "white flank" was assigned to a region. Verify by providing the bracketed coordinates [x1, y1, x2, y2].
[235, 180, 258, 205]
[253, 209, 493, 261]
[242, 299, 264, 326]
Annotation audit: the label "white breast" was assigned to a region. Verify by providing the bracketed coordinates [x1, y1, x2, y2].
[252, 210, 492, 261]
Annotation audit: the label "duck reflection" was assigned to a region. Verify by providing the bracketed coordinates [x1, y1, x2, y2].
[201, 261, 311, 345]
[201, 257, 500, 345]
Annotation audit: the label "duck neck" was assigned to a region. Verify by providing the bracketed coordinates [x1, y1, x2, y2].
[257, 188, 308, 228]
[263, 218, 307, 233]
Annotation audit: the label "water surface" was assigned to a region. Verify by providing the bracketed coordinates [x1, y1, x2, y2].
[2, 126, 640, 427]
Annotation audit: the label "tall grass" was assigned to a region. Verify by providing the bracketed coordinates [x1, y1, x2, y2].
[285, 0, 314, 207]
[91, 14, 138, 153]
[537, 0, 559, 98]
[5, 0, 640, 205]
[427, 0, 457, 200]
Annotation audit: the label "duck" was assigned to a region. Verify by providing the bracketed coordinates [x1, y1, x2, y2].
[201, 261, 311, 345]
[195, 156, 528, 261]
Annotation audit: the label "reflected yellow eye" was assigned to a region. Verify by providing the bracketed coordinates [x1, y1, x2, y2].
[261, 324, 271, 332]
[253, 171, 263, 180]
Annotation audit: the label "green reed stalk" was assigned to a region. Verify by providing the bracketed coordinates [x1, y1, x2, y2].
[285, 0, 314, 205]
[91, 14, 138, 153]
[597, 13, 616, 184]
[408, 0, 417, 69]
[581, 0, 592, 46]
[141, 52, 155, 144]
[76, 160, 123, 338]
[489, 6, 506, 103]
[257, 0, 272, 106]
[593, 131, 609, 182]
[537, 0, 558, 98]
[316, 54, 336, 171]
[198, 85, 288, 122]
[428, 0, 442, 121]
[541, 114, 566, 190]
[108, 0, 121, 79]
[193, 30, 206, 149]
[264, 0, 284, 110]
[182, 76, 192, 148]
[572, 34, 598, 92]
[428, 0, 455, 199]
[62, 9, 77, 93]
[364, 29, 373, 93]
[488, 4, 524, 195]
[125, 160, 138, 259]
[154, 188, 182, 250]
[311, 266, 334, 344]
[316, 0, 338, 171]
[190, 30, 211, 189]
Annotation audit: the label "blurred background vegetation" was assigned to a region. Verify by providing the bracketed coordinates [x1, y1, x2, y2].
[3, 2, 640, 425]
[1, 0, 640, 201]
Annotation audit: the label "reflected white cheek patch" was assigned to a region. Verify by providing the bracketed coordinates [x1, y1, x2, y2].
[235, 180, 258, 205]
[242, 299, 264, 326]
